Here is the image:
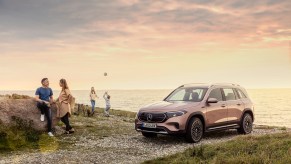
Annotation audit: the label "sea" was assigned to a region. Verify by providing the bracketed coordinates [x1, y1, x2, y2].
[1, 89, 291, 128]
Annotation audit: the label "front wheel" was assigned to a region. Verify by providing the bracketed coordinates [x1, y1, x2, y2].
[185, 117, 204, 143]
[142, 132, 157, 138]
[238, 113, 253, 134]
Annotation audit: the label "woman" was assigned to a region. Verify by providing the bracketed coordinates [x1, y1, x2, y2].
[89, 87, 98, 115]
[56, 79, 75, 134]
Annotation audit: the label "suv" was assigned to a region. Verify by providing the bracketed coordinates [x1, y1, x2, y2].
[135, 83, 254, 143]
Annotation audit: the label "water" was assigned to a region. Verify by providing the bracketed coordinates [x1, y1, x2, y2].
[1, 89, 291, 128]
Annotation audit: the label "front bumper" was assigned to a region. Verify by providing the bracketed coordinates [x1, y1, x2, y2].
[135, 116, 187, 134]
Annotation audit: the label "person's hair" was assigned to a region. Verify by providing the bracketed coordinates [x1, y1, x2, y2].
[107, 95, 110, 99]
[91, 87, 96, 94]
[41, 78, 48, 84]
[60, 79, 69, 90]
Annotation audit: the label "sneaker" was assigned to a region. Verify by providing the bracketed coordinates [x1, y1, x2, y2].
[69, 128, 75, 134]
[40, 114, 45, 122]
[64, 131, 70, 135]
[48, 132, 54, 137]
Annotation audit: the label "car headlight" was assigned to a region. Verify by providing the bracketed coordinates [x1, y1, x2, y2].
[135, 112, 140, 119]
[166, 110, 187, 118]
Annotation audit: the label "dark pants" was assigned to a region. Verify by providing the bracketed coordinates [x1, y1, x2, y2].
[37, 102, 52, 132]
[61, 113, 72, 131]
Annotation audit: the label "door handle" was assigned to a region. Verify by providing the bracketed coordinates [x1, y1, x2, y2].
[221, 104, 226, 107]
[237, 104, 241, 106]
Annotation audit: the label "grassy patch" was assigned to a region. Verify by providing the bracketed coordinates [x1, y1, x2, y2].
[0, 117, 41, 153]
[0, 94, 31, 99]
[255, 125, 287, 131]
[144, 132, 291, 164]
[93, 107, 137, 118]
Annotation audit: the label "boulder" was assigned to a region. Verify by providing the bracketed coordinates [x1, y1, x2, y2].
[0, 97, 60, 131]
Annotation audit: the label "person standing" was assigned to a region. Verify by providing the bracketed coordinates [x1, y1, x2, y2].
[56, 79, 75, 134]
[35, 78, 54, 137]
[103, 92, 111, 117]
[90, 87, 98, 115]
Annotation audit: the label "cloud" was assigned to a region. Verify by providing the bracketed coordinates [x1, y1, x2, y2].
[0, 0, 290, 55]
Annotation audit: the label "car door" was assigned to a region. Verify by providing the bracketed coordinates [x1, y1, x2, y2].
[222, 88, 244, 124]
[205, 88, 228, 127]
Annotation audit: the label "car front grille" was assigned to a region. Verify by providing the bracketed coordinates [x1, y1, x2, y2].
[138, 112, 167, 123]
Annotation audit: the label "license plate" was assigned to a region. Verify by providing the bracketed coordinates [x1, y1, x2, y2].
[142, 123, 157, 128]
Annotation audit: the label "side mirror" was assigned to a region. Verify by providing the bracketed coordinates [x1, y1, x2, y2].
[207, 98, 218, 103]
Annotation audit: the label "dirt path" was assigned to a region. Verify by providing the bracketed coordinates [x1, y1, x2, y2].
[0, 114, 289, 164]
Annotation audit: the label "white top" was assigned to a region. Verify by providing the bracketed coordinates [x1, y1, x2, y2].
[103, 94, 111, 106]
[90, 93, 98, 101]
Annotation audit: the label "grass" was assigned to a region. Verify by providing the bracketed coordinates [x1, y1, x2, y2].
[254, 125, 287, 131]
[87, 107, 137, 118]
[0, 116, 53, 153]
[0, 94, 31, 99]
[0, 107, 137, 154]
[143, 132, 291, 164]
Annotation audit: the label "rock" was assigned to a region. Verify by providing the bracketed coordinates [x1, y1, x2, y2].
[0, 98, 60, 131]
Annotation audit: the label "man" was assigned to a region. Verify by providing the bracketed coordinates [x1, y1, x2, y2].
[35, 78, 54, 137]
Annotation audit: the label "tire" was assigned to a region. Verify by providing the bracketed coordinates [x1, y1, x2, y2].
[142, 132, 157, 138]
[185, 117, 204, 143]
[238, 113, 253, 134]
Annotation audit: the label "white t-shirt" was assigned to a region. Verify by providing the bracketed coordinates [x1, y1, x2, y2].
[103, 94, 111, 106]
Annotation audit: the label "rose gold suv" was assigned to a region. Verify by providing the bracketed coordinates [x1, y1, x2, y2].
[135, 83, 254, 143]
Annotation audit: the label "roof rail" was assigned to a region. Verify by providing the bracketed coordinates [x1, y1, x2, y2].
[178, 83, 241, 88]
[179, 83, 209, 88]
[211, 83, 240, 86]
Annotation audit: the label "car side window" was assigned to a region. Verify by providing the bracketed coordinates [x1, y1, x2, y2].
[222, 88, 236, 101]
[208, 88, 223, 101]
[236, 89, 247, 99]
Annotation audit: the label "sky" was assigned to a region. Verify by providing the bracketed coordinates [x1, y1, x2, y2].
[0, 0, 291, 90]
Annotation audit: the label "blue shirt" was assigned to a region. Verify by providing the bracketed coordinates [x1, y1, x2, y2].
[35, 87, 53, 101]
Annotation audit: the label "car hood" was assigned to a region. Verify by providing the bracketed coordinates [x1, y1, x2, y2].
[139, 101, 200, 113]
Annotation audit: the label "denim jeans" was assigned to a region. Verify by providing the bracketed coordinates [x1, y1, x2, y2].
[91, 100, 96, 113]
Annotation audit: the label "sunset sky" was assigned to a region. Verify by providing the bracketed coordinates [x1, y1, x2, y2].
[0, 0, 291, 90]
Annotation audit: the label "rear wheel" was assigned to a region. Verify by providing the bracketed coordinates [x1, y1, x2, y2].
[142, 132, 157, 138]
[238, 113, 253, 134]
[185, 117, 204, 143]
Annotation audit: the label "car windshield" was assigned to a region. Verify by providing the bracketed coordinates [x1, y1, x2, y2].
[165, 87, 208, 102]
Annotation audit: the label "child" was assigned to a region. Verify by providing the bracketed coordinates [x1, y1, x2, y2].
[89, 87, 98, 115]
[103, 92, 111, 117]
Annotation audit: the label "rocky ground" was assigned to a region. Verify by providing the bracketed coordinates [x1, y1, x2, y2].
[0, 112, 289, 164]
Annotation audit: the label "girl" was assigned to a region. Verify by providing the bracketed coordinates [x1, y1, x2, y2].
[90, 87, 98, 115]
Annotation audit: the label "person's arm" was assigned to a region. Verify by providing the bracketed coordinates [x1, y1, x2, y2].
[35, 95, 43, 103]
[49, 88, 54, 104]
[50, 96, 54, 104]
[35, 88, 47, 103]
[65, 89, 73, 101]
